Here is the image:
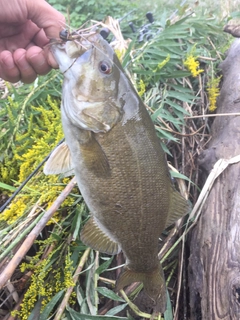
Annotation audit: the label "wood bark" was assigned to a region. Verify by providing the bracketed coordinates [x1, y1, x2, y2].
[188, 39, 240, 319]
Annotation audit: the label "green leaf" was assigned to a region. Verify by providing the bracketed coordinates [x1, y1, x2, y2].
[105, 303, 128, 316]
[155, 127, 178, 142]
[96, 287, 125, 302]
[170, 170, 193, 184]
[28, 299, 42, 320]
[162, 71, 191, 78]
[167, 90, 196, 103]
[67, 306, 128, 320]
[165, 99, 190, 115]
[95, 256, 114, 275]
[39, 290, 65, 320]
[76, 285, 89, 314]
[164, 290, 173, 320]
[0, 182, 16, 191]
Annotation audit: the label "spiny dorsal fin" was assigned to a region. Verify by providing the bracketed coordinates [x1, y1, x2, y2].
[80, 217, 120, 255]
[165, 188, 191, 229]
[44, 142, 74, 177]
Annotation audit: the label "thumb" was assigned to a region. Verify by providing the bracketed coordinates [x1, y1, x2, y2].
[26, 0, 65, 39]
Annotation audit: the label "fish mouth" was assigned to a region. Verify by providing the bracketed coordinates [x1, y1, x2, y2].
[50, 30, 100, 60]
[50, 41, 69, 70]
[50, 31, 100, 72]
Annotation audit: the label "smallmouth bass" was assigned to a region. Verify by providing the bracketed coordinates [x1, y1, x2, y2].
[44, 28, 190, 313]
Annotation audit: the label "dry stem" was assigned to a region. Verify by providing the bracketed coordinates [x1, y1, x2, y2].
[53, 247, 91, 320]
[0, 178, 77, 290]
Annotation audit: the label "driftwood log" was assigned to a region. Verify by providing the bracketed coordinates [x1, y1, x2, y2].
[188, 39, 240, 319]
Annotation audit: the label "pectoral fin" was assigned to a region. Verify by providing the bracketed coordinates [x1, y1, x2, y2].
[81, 217, 120, 255]
[165, 188, 191, 229]
[80, 136, 111, 178]
[44, 142, 74, 177]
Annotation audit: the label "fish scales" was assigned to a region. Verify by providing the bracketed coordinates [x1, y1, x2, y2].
[85, 113, 170, 270]
[45, 29, 190, 313]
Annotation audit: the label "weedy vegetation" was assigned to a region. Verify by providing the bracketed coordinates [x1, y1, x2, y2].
[0, 1, 238, 319]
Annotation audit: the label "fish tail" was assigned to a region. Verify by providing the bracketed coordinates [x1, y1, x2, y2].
[116, 264, 167, 312]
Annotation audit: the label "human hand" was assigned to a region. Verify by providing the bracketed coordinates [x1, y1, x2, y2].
[0, 0, 65, 83]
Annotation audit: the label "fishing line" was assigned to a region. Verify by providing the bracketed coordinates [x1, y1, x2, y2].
[58, 25, 136, 92]
[1, 24, 137, 213]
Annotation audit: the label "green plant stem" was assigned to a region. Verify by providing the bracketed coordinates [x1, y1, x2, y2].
[0, 177, 76, 290]
[6, 73, 58, 153]
[0, 211, 45, 261]
[120, 289, 162, 320]
[94, 251, 99, 310]
[53, 247, 91, 320]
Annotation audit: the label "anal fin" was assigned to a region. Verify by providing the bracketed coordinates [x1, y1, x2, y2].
[80, 217, 120, 255]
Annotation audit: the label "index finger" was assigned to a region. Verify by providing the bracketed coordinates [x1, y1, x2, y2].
[27, 0, 65, 39]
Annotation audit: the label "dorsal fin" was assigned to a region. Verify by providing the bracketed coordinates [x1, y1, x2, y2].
[165, 188, 191, 229]
[44, 142, 74, 177]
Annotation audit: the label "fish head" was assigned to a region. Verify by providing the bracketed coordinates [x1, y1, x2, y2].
[50, 32, 131, 133]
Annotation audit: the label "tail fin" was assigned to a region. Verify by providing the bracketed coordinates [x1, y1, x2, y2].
[115, 264, 167, 313]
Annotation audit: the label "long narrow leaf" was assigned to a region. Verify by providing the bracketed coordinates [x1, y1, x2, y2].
[0, 182, 16, 191]
[96, 287, 125, 302]
[39, 290, 65, 320]
[67, 306, 128, 320]
[105, 303, 128, 316]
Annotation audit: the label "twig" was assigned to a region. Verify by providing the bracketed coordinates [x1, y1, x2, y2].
[185, 112, 240, 119]
[159, 226, 179, 260]
[120, 290, 162, 320]
[173, 237, 185, 320]
[208, 37, 222, 61]
[198, 55, 217, 61]
[3, 293, 24, 320]
[2, 201, 43, 247]
[0, 177, 77, 290]
[0, 210, 45, 261]
[53, 247, 91, 320]
[98, 277, 115, 286]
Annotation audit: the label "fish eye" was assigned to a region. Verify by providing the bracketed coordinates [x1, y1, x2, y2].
[99, 61, 112, 74]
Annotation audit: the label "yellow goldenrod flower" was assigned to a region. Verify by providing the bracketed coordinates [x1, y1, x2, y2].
[153, 54, 170, 72]
[64, 251, 75, 288]
[114, 48, 126, 61]
[19, 241, 77, 319]
[0, 95, 75, 225]
[0, 198, 27, 224]
[207, 76, 221, 112]
[138, 79, 146, 97]
[184, 54, 204, 77]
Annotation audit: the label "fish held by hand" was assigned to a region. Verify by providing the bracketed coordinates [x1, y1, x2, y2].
[44, 27, 190, 313]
